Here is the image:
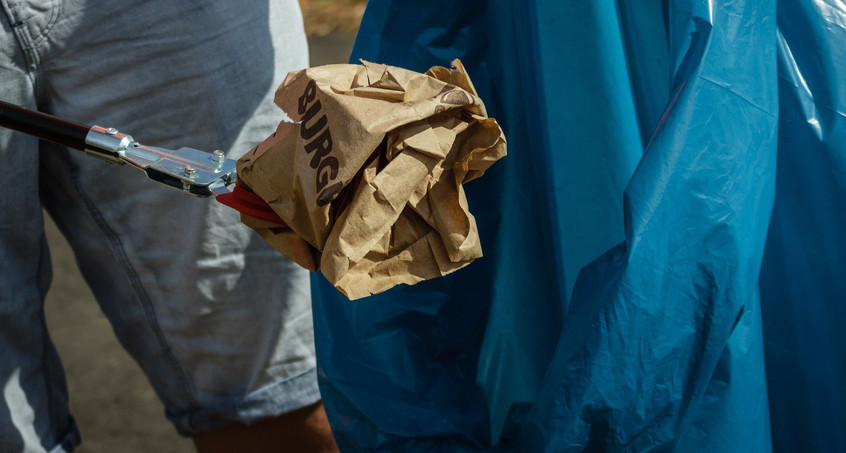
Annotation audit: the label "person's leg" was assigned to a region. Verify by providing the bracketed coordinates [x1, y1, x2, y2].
[0, 1, 80, 451]
[36, 0, 335, 448]
[192, 401, 337, 453]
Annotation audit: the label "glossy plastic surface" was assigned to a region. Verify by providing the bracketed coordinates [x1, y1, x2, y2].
[310, 1, 846, 451]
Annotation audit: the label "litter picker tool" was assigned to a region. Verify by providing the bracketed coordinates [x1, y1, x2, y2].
[2, 58, 507, 299]
[0, 99, 237, 197]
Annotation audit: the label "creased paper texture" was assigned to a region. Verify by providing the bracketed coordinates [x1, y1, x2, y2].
[237, 59, 506, 299]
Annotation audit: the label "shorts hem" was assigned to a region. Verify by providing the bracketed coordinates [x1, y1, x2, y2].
[168, 366, 322, 436]
[47, 417, 82, 453]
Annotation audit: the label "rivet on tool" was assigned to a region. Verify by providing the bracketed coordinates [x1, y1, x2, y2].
[107, 128, 118, 135]
[184, 165, 197, 178]
[212, 149, 225, 168]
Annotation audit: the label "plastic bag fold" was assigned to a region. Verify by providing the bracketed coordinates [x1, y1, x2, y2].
[310, 0, 846, 452]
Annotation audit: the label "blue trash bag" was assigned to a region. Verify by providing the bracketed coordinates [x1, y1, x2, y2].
[760, 1, 846, 451]
[308, 0, 846, 451]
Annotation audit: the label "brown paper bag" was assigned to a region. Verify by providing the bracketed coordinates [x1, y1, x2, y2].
[237, 59, 506, 299]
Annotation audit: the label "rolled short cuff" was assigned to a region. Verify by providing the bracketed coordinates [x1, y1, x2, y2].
[167, 367, 322, 436]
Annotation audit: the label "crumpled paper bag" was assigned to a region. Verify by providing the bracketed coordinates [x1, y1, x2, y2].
[236, 59, 506, 299]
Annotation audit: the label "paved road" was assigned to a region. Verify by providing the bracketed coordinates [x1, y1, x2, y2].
[43, 33, 354, 453]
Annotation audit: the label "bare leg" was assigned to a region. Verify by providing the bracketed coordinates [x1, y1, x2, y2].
[192, 401, 338, 453]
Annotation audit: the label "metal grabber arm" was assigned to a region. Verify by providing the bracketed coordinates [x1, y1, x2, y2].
[0, 100, 237, 197]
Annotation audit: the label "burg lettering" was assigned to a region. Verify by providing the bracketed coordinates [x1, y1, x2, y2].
[298, 79, 342, 206]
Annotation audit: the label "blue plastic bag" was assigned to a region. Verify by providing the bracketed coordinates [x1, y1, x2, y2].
[760, 2, 846, 451]
[310, 1, 846, 451]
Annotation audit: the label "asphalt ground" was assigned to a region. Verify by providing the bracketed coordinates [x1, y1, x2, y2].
[43, 32, 355, 453]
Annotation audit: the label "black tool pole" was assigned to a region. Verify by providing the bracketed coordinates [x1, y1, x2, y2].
[0, 100, 90, 150]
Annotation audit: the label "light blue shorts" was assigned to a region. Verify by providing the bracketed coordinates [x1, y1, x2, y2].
[0, 1, 318, 451]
